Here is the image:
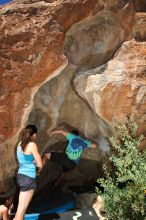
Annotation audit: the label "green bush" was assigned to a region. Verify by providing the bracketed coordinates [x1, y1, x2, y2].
[96, 116, 146, 220]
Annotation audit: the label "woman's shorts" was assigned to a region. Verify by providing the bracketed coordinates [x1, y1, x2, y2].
[17, 174, 36, 192]
[50, 152, 76, 172]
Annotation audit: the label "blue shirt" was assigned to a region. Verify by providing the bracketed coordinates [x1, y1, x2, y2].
[65, 133, 91, 164]
[17, 144, 36, 178]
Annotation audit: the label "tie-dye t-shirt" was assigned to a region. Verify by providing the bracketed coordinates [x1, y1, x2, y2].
[65, 133, 91, 164]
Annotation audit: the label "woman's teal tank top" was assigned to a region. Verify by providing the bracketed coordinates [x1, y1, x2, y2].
[17, 144, 36, 178]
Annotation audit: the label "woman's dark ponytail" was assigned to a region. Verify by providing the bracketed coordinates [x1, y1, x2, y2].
[19, 124, 38, 151]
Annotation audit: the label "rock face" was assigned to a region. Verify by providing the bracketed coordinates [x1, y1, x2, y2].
[27, 64, 104, 187]
[0, 0, 146, 191]
[133, 0, 146, 12]
[0, 0, 98, 191]
[0, 0, 98, 144]
[133, 13, 146, 41]
[74, 40, 146, 127]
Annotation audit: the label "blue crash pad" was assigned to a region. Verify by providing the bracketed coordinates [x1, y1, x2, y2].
[24, 202, 75, 220]
[25, 208, 99, 220]
[11, 193, 76, 220]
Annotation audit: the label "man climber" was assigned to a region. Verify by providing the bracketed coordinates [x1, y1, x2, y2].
[42, 129, 97, 186]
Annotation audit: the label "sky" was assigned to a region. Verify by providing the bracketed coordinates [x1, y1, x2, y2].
[0, 0, 12, 5]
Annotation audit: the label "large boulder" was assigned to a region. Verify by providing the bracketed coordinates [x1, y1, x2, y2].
[64, 10, 124, 71]
[64, 0, 135, 71]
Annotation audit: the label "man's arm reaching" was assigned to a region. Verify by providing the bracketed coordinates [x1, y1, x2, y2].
[50, 129, 68, 137]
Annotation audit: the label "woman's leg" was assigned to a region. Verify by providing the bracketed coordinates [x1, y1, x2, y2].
[13, 189, 34, 220]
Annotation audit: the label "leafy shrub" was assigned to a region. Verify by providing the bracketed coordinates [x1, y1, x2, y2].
[96, 116, 146, 220]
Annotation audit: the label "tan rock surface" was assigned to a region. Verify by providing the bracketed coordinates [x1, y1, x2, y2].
[74, 40, 146, 136]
